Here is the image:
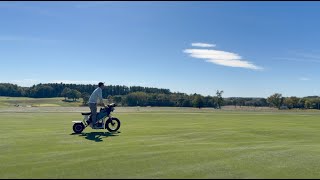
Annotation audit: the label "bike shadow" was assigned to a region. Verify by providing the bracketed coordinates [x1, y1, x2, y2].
[70, 131, 120, 142]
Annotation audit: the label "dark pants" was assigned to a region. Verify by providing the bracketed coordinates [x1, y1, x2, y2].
[89, 103, 97, 125]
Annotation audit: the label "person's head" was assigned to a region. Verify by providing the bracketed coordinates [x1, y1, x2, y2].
[98, 82, 104, 88]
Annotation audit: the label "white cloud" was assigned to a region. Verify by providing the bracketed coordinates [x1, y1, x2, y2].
[191, 43, 216, 48]
[184, 45, 263, 70]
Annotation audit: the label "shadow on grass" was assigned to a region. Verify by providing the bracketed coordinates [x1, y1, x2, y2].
[70, 131, 120, 142]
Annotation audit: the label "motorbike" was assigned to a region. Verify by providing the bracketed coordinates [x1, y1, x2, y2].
[72, 103, 121, 134]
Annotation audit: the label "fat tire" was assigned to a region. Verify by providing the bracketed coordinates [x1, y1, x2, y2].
[105, 117, 121, 132]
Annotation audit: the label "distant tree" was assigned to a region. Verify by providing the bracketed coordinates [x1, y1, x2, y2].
[0, 84, 8, 96]
[61, 87, 72, 100]
[305, 100, 312, 109]
[107, 95, 113, 104]
[283, 96, 301, 109]
[290, 96, 300, 108]
[192, 95, 204, 109]
[113, 95, 122, 105]
[81, 92, 90, 105]
[283, 97, 294, 109]
[204, 96, 215, 108]
[176, 97, 185, 107]
[230, 97, 237, 107]
[156, 93, 174, 106]
[314, 97, 320, 110]
[267, 93, 283, 109]
[125, 92, 148, 106]
[237, 98, 245, 107]
[31, 85, 54, 98]
[68, 89, 81, 101]
[215, 90, 224, 109]
[298, 98, 306, 109]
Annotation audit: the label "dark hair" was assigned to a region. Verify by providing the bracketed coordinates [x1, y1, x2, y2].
[98, 82, 104, 87]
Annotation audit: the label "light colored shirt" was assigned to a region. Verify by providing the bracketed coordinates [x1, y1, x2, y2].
[89, 87, 103, 104]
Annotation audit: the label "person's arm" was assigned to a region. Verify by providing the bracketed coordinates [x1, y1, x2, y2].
[98, 88, 105, 107]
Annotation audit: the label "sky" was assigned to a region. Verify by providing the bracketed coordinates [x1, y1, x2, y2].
[1, 1, 320, 98]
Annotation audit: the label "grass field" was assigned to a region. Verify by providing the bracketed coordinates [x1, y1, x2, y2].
[0, 97, 82, 108]
[1, 108, 320, 178]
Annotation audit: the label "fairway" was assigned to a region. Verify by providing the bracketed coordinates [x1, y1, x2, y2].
[1, 109, 320, 178]
[0, 97, 84, 108]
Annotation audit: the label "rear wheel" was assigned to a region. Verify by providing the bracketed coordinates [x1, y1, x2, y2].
[73, 123, 85, 134]
[105, 117, 120, 132]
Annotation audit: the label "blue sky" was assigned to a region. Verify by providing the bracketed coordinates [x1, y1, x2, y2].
[1, 1, 320, 98]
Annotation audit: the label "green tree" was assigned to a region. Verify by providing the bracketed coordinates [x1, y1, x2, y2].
[61, 87, 72, 100]
[267, 93, 283, 109]
[305, 100, 312, 109]
[81, 92, 90, 105]
[113, 95, 122, 105]
[107, 95, 113, 104]
[125, 92, 148, 106]
[68, 89, 81, 101]
[290, 96, 300, 108]
[192, 95, 204, 109]
[215, 90, 224, 109]
[315, 97, 320, 110]
[283, 97, 294, 109]
[31, 85, 54, 98]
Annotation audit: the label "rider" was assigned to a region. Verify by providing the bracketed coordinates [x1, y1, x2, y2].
[88, 82, 106, 127]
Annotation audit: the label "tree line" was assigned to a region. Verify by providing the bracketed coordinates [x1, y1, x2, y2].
[1, 83, 320, 109]
[0, 83, 223, 108]
[0, 83, 169, 98]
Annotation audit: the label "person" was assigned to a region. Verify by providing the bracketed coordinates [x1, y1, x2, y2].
[88, 82, 105, 127]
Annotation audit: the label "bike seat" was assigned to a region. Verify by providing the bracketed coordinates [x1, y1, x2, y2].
[81, 112, 91, 115]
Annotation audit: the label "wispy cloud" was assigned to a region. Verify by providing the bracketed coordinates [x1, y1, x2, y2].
[299, 77, 310, 81]
[184, 43, 263, 70]
[191, 43, 216, 48]
[275, 57, 320, 63]
[296, 52, 320, 60]
[275, 52, 320, 64]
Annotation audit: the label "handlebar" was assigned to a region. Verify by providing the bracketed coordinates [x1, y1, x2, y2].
[107, 103, 117, 107]
[100, 103, 117, 110]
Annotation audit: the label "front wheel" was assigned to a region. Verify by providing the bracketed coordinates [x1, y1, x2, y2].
[73, 123, 85, 134]
[105, 117, 121, 132]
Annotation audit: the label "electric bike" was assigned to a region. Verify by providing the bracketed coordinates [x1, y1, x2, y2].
[72, 103, 120, 134]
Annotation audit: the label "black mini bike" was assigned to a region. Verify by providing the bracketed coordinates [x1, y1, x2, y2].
[72, 103, 121, 134]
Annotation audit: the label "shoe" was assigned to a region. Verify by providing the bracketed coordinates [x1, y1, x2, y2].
[93, 122, 102, 128]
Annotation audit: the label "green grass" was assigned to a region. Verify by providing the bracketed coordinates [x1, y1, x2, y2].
[0, 96, 83, 108]
[1, 110, 320, 178]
